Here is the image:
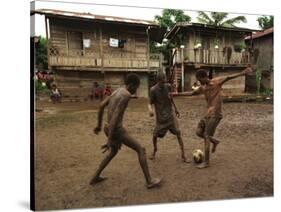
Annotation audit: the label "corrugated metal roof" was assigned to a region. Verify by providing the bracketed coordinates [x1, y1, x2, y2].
[245, 27, 273, 40]
[165, 22, 259, 40]
[32, 9, 158, 26]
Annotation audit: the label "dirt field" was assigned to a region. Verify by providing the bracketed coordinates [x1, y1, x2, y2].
[35, 97, 273, 210]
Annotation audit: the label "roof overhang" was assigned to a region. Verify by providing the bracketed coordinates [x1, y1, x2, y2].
[245, 27, 273, 40]
[165, 22, 261, 41]
[31, 9, 159, 28]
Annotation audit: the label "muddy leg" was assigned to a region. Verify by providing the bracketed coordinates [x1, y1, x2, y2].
[150, 136, 158, 160]
[176, 132, 190, 163]
[123, 134, 161, 189]
[90, 147, 118, 185]
[209, 137, 220, 153]
[196, 128, 204, 138]
[196, 137, 210, 169]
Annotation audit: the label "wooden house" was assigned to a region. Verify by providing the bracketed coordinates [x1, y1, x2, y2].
[33, 9, 164, 98]
[165, 22, 256, 94]
[245, 27, 273, 92]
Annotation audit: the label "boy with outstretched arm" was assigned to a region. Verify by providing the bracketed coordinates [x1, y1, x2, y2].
[178, 67, 253, 169]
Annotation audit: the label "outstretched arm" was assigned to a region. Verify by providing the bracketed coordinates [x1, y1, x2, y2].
[218, 67, 253, 85]
[94, 96, 110, 134]
[173, 87, 203, 96]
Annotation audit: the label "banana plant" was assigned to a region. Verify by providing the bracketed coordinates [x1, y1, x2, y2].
[256, 69, 262, 95]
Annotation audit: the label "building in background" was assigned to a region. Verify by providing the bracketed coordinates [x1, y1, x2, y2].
[32, 9, 165, 98]
[165, 22, 257, 94]
[245, 27, 273, 92]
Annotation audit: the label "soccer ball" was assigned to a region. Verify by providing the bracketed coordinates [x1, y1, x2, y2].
[192, 149, 204, 163]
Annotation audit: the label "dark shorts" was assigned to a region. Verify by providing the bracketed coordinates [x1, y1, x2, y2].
[197, 116, 222, 137]
[153, 115, 180, 138]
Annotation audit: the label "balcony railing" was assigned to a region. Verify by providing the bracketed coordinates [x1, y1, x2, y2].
[48, 48, 160, 69]
[173, 48, 250, 65]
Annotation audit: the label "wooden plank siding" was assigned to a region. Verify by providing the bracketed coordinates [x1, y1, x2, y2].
[173, 29, 250, 66]
[47, 17, 160, 71]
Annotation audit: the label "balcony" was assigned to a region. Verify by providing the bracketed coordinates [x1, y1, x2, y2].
[48, 48, 160, 70]
[173, 48, 250, 66]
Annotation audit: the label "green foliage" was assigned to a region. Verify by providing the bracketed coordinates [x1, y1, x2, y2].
[150, 40, 176, 62]
[262, 88, 273, 96]
[256, 69, 262, 95]
[257, 16, 274, 30]
[35, 79, 50, 94]
[240, 42, 246, 50]
[36, 36, 48, 70]
[155, 9, 191, 30]
[197, 12, 247, 27]
[152, 9, 191, 59]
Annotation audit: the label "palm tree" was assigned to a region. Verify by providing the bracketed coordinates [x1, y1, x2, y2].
[155, 9, 191, 31]
[197, 12, 247, 27]
[257, 15, 273, 30]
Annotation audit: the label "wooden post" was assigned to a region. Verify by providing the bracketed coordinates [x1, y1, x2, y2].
[45, 17, 49, 40]
[82, 32, 85, 56]
[222, 33, 225, 64]
[99, 25, 104, 70]
[65, 31, 69, 56]
[147, 26, 150, 71]
[181, 48, 184, 92]
[45, 17, 50, 69]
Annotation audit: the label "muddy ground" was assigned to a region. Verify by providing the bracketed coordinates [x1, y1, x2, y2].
[35, 97, 273, 210]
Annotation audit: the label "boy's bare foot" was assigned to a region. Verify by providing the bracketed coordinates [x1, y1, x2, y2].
[196, 162, 209, 169]
[149, 154, 156, 160]
[211, 141, 220, 153]
[182, 156, 191, 163]
[90, 176, 107, 186]
[146, 178, 162, 189]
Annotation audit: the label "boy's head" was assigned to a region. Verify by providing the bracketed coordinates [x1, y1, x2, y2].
[156, 71, 166, 88]
[196, 69, 209, 85]
[125, 73, 140, 94]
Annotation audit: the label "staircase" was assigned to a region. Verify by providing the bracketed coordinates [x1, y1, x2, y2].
[169, 48, 183, 93]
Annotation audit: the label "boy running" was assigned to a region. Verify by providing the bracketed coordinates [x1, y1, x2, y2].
[148, 72, 189, 162]
[179, 67, 253, 169]
[91, 73, 161, 189]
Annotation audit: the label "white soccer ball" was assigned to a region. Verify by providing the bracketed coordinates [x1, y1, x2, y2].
[192, 149, 204, 163]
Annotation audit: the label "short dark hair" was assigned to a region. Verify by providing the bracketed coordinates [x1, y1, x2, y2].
[125, 73, 140, 86]
[156, 71, 166, 82]
[196, 69, 208, 79]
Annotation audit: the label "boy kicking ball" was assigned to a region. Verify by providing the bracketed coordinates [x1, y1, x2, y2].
[148, 72, 189, 163]
[91, 73, 161, 189]
[179, 66, 253, 169]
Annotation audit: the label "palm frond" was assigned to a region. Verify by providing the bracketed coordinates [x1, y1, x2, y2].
[211, 12, 228, 26]
[197, 17, 210, 24]
[197, 11, 213, 24]
[222, 16, 247, 27]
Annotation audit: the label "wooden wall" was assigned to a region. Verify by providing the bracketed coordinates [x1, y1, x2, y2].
[55, 70, 150, 98]
[175, 29, 249, 65]
[47, 17, 157, 69]
[252, 34, 273, 71]
[47, 17, 157, 98]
